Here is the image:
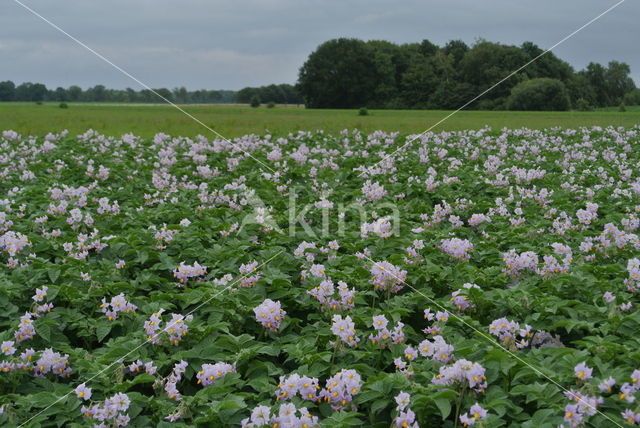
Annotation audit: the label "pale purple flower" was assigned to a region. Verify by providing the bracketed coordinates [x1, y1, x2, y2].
[196, 362, 236, 386]
[432, 359, 487, 392]
[173, 261, 207, 284]
[440, 238, 474, 261]
[319, 369, 362, 410]
[331, 315, 359, 347]
[1, 340, 16, 356]
[598, 377, 616, 393]
[564, 404, 583, 427]
[253, 299, 286, 331]
[75, 383, 92, 400]
[574, 362, 593, 381]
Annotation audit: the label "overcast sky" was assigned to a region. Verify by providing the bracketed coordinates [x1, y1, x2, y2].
[0, 0, 637, 90]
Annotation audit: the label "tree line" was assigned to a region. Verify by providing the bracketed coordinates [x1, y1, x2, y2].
[235, 84, 302, 105]
[296, 38, 638, 110]
[0, 82, 237, 104]
[0, 81, 303, 106]
[3, 37, 638, 111]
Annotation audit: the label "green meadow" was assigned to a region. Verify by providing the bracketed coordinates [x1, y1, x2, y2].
[0, 102, 638, 138]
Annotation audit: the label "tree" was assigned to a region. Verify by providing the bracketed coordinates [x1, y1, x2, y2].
[443, 40, 469, 68]
[458, 41, 530, 109]
[152, 88, 173, 103]
[520, 42, 573, 82]
[53, 87, 68, 102]
[506, 78, 570, 111]
[605, 61, 636, 104]
[68, 85, 83, 101]
[297, 38, 379, 108]
[15, 82, 48, 101]
[0, 81, 15, 101]
[584, 63, 610, 107]
[250, 95, 261, 107]
[173, 87, 189, 103]
[624, 89, 640, 106]
[86, 85, 107, 102]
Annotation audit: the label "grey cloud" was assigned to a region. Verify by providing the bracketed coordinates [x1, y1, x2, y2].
[0, 0, 637, 90]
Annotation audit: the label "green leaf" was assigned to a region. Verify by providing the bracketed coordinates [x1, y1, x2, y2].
[433, 397, 451, 419]
[47, 267, 60, 283]
[96, 322, 113, 342]
[35, 322, 51, 342]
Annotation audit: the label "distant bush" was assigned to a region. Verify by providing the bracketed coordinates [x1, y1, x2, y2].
[358, 107, 369, 116]
[35, 101, 43, 105]
[267, 101, 276, 108]
[59, 102, 69, 109]
[619, 102, 626, 112]
[624, 89, 640, 106]
[506, 78, 570, 111]
[575, 98, 594, 112]
[250, 95, 261, 108]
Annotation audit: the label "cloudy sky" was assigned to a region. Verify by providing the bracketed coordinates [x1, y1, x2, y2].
[0, 0, 637, 90]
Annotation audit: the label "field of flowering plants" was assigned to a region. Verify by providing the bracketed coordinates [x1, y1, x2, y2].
[2, 125, 640, 427]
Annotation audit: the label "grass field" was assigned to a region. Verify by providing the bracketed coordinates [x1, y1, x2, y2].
[0, 102, 639, 138]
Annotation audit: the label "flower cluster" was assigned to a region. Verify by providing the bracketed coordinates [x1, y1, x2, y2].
[96, 197, 120, 215]
[253, 299, 286, 332]
[361, 216, 394, 238]
[369, 315, 404, 346]
[164, 361, 188, 401]
[15, 312, 36, 342]
[576, 202, 599, 225]
[432, 359, 487, 393]
[81, 392, 131, 427]
[560, 362, 605, 427]
[362, 180, 387, 201]
[422, 309, 449, 335]
[331, 315, 359, 347]
[440, 238, 474, 261]
[307, 279, 356, 311]
[403, 239, 424, 264]
[32, 286, 54, 313]
[393, 392, 419, 428]
[319, 369, 362, 410]
[127, 360, 157, 375]
[468, 213, 492, 227]
[149, 224, 179, 249]
[626, 258, 640, 291]
[460, 403, 488, 427]
[35, 348, 72, 377]
[563, 391, 602, 427]
[0, 230, 31, 256]
[370, 261, 407, 293]
[241, 404, 319, 428]
[173, 261, 207, 285]
[489, 318, 532, 350]
[501, 250, 539, 276]
[196, 362, 236, 386]
[275, 373, 321, 401]
[239, 260, 261, 287]
[0, 347, 38, 373]
[450, 283, 480, 311]
[143, 310, 193, 345]
[100, 293, 137, 320]
[414, 335, 455, 363]
[301, 263, 326, 280]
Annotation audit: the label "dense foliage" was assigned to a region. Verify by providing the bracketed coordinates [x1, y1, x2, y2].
[506, 78, 571, 111]
[0, 82, 236, 104]
[296, 38, 637, 110]
[235, 84, 303, 106]
[1, 126, 640, 427]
